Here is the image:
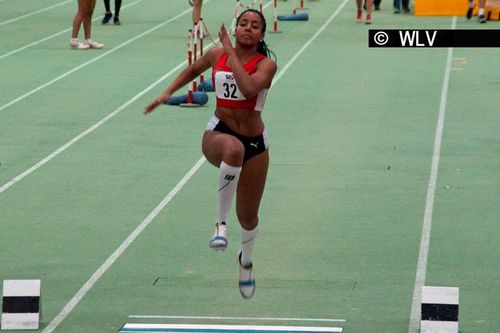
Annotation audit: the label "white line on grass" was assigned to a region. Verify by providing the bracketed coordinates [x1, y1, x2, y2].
[0, 0, 144, 61]
[0, 0, 72, 26]
[128, 315, 346, 322]
[0, 3, 190, 113]
[38, 1, 348, 332]
[407, 16, 456, 333]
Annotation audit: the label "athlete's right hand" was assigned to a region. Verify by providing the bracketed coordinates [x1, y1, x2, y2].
[218, 23, 234, 55]
[144, 93, 170, 114]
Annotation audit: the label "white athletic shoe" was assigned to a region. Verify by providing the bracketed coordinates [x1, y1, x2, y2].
[209, 222, 228, 250]
[69, 40, 90, 50]
[238, 251, 255, 299]
[83, 39, 104, 49]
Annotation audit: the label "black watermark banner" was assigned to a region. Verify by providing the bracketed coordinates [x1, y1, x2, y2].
[369, 29, 500, 47]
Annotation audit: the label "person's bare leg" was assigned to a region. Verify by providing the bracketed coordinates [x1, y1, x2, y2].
[192, 0, 203, 25]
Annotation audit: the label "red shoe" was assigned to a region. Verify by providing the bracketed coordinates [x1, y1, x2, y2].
[365, 14, 372, 24]
[356, 10, 362, 22]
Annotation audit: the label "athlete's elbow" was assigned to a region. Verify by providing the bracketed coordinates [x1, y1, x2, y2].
[239, 86, 259, 99]
[189, 66, 201, 79]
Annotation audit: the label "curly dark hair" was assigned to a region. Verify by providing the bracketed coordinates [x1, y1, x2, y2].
[236, 9, 276, 61]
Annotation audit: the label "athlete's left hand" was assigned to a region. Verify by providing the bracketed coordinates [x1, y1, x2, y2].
[144, 92, 170, 114]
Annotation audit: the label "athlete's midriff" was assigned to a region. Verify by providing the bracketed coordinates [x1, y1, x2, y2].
[214, 107, 265, 137]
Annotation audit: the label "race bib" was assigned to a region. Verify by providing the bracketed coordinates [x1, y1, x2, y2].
[215, 71, 246, 101]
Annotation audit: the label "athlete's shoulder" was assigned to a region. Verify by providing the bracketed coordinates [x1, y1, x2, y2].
[205, 47, 225, 64]
[257, 56, 277, 73]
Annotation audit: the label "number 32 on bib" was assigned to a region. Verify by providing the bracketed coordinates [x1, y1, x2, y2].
[215, 71, 246, 101]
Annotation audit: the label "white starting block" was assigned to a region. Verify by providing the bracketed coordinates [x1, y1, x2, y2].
[420, 286, 459, 333]
[1, 280, 41, 330]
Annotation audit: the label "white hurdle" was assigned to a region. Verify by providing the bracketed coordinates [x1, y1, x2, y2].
[269, 0, 282, 33]
[230, 0, 264, 35]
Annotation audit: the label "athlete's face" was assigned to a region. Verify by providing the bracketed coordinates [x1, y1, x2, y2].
[235, 12, 265, 46]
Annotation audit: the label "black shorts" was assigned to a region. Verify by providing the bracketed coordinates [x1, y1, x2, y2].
[206, 115, 269, 162]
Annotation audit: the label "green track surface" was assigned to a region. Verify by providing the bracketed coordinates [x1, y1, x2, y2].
[0, 1, 498, 332]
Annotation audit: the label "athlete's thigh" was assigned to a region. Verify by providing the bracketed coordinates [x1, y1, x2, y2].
[236, 150, 269, 222]
[202, 131, 244, 167]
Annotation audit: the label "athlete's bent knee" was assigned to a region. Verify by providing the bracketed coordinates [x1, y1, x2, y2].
[222, 140, 244, 166]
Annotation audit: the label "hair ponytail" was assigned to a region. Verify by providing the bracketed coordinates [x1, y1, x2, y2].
[257, 39, 277, 62]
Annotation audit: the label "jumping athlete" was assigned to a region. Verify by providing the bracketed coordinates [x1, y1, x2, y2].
[144, 9, 277, 299]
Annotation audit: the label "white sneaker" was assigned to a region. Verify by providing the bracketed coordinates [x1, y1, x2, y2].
[69, 40, 90, 50]
[238, 251, 255, 299]
[209, 222, 228, 250]
[83, 39, 104, 49]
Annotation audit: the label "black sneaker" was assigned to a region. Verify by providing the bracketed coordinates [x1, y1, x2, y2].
[113, 16, 121, 25]
[478, 14, 486, 23]
[466, 7, 473, 19]
[102, 12, 112, 24]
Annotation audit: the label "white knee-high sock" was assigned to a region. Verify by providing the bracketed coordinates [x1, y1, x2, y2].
[218, 161, 241, 223]
[240, 224, 259, 267]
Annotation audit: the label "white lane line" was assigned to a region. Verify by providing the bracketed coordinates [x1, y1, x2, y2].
[0, 0, 72, 26]
[120, 323, 343, 333]
[0, 4, 190, 113]
[128, 315, 347, 323]
[37, 1, 348, 331]
[407, 16, 456, 333]
[0, 61, 186, 194]
[0, 0, 217, 194]
[0, 0, 144, 61]
[271, 0, 349, 86]
[0, 0, 218, 194]
[40, 156, 208, 333]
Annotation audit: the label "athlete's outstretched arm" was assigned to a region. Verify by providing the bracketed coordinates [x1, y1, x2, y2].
[144, 48, 221, 114]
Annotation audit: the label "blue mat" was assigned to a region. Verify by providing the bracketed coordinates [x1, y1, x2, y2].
[165, 92, 209, 105]
[198, 80, 214, 92]
[277, 12, 309, 21]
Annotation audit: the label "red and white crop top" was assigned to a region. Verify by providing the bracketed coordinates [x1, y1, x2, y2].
[212, 52, 269, 112]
